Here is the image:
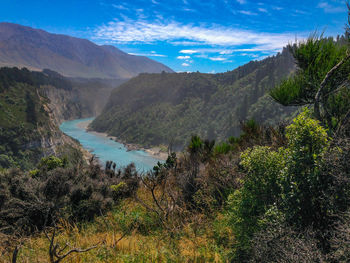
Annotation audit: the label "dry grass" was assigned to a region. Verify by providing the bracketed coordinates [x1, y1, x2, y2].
[1, 188, 226, 263]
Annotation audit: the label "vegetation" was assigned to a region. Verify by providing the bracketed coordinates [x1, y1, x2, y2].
[91, 48, 296, 150]
[2, 8, 350, 262]
[270, 34, 350, 129]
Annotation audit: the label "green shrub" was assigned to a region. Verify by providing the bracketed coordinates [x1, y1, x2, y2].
[280, 109, 329, 228]
[226, 109, 331, 260]
[113, 205, 161, 236]
[110, 182, 127, 201]
[227, 146, 286, 261]
[214, 142, 232, 155]
[38, 156, 66, 171]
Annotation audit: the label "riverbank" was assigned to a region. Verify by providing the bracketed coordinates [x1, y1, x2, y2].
[77, 119, 168, 161]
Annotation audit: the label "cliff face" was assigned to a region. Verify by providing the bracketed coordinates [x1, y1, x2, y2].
[39, 89, 91, 162]
[41, 85, 86, 124]
[0, 68, 85, 169]
[41, 78, 126, 123]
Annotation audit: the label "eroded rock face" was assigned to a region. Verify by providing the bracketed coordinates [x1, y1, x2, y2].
[0, 68, 93, 169]
[38, 85, 91, 160]
[40, 85, 85, 124]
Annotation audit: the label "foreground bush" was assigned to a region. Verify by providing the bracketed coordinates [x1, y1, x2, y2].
[0, 157, 139, 237]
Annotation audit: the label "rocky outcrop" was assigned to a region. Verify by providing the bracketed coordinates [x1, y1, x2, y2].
[39, 85, 92, 160]
[40, 78, 123, 124]
[40, 85, 86, 124]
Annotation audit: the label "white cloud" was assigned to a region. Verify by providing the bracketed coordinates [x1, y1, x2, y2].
[236, 0, 246, 4]
[318, 2, 345, 13]
[294, 9, 309, 15]
[183, 8, 196, 12]
[180, 47, 282, 57]
[94, 19, 297, 52]
[172, 41, 205, 45]
[239, 10, 257, 15]
[112, 4, 128, 10]
[209, 57, 227, 61]
[258, 8, 268, 13]
[195, 54, 209, 58]
[128, 52, 167, 57]
[240, 53, 259, 57]
[272, 6, 283, 11]
[219, 50, 234, 55]
[179, 49, 198, 54]
[182, 63, 190, 66]
[177, 55, 191, 59]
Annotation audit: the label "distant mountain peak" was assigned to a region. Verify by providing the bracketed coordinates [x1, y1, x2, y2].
[0, 22, 173, 79]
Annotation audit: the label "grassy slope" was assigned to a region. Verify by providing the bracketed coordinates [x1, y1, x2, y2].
[91, 48, 296, 150]
[14, 188, 227, 263]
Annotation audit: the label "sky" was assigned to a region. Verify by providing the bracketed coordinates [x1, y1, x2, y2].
[0, 0, 348, 73]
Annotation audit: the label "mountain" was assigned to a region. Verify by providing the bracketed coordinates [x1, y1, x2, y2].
[90, 48, 297, 150]
[0, 22, 173, 79]
[0, 67, 85, 169]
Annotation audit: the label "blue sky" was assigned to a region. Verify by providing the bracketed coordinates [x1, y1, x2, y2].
[0, 0, 348, 73]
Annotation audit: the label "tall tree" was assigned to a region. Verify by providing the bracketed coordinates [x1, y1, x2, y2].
[270, 5, 350, 129]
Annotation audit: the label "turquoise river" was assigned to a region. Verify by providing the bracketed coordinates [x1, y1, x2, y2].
[59, 118, 161, 172]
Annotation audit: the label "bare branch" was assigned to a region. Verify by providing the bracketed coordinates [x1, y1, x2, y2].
[45, 226, 98, 263]
[11, 246, 19, 263]
[314, 52, 350, 121]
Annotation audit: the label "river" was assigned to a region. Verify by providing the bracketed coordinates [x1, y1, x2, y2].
[59, 118, 161, 172]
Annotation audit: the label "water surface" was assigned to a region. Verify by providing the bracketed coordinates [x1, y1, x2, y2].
[60, 118, 160, 172]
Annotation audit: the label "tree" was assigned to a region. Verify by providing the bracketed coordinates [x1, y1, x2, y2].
[25, 91, 37, 124]
[270, 35, 350, 128]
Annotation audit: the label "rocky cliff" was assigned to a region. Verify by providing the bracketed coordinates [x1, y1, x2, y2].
[0, 68, 85, 169]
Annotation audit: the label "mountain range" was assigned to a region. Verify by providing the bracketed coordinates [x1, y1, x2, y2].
[0, 22, 173, 79]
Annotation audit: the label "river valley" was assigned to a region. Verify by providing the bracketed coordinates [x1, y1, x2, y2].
[60, 118, 162, 171]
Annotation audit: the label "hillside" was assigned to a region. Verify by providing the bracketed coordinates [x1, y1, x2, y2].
[2, 34, 350, 263]
[91, 47, 296, 149]
[0, 22, 173, 79]
[0, 67, 83, 170]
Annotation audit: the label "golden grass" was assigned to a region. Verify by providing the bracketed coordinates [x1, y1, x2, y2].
[1, 188, 227, 263]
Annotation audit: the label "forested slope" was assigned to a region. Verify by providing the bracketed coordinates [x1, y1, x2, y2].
[91, 48, 296, 149]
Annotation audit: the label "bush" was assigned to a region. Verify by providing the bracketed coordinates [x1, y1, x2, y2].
[38, 156, 66, 171]
[280, 109, 329, 229]
[225, 109, 333, 260]
[227, 146, 286, 261]
[0, 156, 140, 236]
[250, 210, 325, 263]
[111, 182, 128, 201]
